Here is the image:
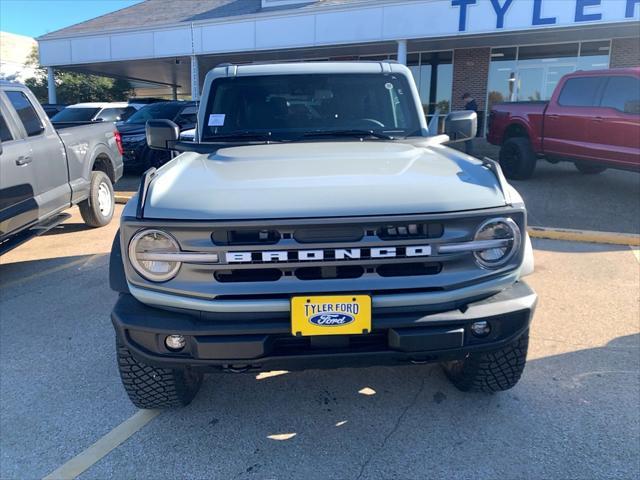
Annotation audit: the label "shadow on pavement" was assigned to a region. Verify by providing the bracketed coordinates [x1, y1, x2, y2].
[85, 333, 640, 480]
[531, 237, 634, 253]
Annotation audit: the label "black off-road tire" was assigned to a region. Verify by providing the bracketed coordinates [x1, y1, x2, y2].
[574, 162, 607, 175]
[499, 137, 537, 180]
[116, 339, 203, 408]
[442, 331, 529, 393]
[79, 171, 115, 227]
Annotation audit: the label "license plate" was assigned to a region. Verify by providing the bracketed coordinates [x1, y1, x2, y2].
[291, 295, 371, 336]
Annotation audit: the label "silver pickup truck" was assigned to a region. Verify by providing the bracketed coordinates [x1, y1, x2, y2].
[0, 82, 123, 253]
[110, 62, 537, 408]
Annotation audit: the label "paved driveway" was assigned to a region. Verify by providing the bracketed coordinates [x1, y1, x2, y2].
[1, 207, 638, 479]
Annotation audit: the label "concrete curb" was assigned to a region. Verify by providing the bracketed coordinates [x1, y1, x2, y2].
[114, 192, 639, 246]
[115, 193, 134, 204]
[527, 226, 640, 246]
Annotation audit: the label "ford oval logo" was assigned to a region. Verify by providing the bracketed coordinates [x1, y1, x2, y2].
[309, 313, 355, 326]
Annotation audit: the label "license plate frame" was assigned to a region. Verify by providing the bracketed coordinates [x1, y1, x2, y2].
[291, 295, 372, 337]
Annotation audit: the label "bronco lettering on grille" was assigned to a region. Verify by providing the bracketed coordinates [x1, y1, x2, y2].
[225, 245, 432, 263]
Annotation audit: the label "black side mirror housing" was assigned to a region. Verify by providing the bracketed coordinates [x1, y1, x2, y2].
[444, 111, 477, 143]
[146, 119, 180, 150]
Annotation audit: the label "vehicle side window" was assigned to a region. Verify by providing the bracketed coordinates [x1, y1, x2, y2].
[0, 112, 14, 142]
[176, 106, 197, 125]
[557, 77, 603, 107]
[98, 108, 127, 122]
[120, 107, 137, 121]
[5, 90, 44, 136]
[600, 76, 640, 114]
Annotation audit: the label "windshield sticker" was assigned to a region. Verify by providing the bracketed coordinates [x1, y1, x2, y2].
[208, 114, 226, 126]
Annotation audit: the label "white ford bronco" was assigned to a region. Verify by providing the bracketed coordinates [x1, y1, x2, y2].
[109, 61, 537, 408]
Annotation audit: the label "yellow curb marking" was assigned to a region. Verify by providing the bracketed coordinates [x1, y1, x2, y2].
[43, 409, 160, 480]
[528, 226, 640, 246]
[114, 194, 133, 204]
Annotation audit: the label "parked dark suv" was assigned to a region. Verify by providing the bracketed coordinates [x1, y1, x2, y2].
[118, 101, 197, 172]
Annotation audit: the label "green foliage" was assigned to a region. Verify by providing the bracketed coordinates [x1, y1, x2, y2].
[23, 47, 132, 104]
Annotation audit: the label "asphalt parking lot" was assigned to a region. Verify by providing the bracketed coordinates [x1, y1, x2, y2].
[1, 203, 639, 479]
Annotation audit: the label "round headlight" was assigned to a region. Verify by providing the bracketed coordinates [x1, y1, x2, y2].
[129, 229, 181, 282]
[473, 217, 521, 269]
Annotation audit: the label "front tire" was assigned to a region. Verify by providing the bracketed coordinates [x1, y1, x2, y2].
[574, 162, 607, 175]
[79, 171, 114, 227]
[499, 137, 537, 180]
[116, 339, 203, 408]
[442, 331, 529, 392]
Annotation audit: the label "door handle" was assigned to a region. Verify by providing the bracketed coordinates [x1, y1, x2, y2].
[593, 116, 604, 122]
[547, 114, 560, 119]
[15, 155, 32, 166]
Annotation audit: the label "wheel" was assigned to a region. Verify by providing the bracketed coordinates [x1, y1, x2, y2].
[79, 171, 115, 227]
[499, 137, 537, 180]
[441, 331, 529, 393]
[574, 162, 607, 175]
[116, 338, 203, 409]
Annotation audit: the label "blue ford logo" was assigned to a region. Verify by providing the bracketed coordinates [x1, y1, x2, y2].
[309, 313, 355, 326]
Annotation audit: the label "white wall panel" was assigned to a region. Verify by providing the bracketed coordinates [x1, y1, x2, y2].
[153, 27, 192, 56]
[38, 39, 71, 65]
[70, 36, 110, 63]
[316, 8, 382, 44]
[255, 15, 315, 49]
[110, 31, 154, 60]
[200, 22, 255, 53]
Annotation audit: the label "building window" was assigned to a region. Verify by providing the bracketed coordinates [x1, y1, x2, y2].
[486, 40, 611, 129]
[407, 50, 453, 124]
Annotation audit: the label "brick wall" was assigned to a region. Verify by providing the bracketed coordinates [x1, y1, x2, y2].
[610, 37, 640, 68]
[451, 47, 491, 111]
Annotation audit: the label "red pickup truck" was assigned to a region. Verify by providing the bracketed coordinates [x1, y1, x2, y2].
[487, 68, 640, 180]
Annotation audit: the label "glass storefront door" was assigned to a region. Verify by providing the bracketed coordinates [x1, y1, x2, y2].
[407, 50, 453, 128]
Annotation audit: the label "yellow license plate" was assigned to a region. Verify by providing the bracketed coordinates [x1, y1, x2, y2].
[291, 295, 371, 336]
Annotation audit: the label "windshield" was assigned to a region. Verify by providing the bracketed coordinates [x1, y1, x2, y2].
[51, 107, 100, 122]
[202, 73, 421, 141]
[125, 103, 184, 124]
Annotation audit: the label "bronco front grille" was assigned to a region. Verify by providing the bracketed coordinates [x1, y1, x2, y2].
[122, 209, 526, 299]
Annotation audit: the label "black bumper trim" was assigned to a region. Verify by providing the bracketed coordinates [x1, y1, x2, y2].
[112, 281, 537, 371]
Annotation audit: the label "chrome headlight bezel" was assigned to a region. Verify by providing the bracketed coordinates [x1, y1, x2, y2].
[128, 229, 182, 282]
[473, 217, 521, 269]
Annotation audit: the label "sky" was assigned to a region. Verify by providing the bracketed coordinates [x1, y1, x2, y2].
[0, 0, 143, 38]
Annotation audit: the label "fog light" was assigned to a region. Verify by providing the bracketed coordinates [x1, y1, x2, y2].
[471, 321, 491, 337]
[165, 334, 186, 351]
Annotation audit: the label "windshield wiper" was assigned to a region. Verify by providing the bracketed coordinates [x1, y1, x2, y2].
[299, 129, 395, 140]
[206, 130, 275, 142]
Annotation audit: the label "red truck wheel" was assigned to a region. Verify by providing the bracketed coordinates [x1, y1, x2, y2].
[499, 138, 537, 180]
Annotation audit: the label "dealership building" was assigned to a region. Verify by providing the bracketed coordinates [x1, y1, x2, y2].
[38, 0, 640, 131]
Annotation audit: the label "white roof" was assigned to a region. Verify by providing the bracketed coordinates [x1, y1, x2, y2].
[67, 102, 130, 109]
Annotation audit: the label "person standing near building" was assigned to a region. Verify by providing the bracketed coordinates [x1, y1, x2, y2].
[462, 93, 478, 156]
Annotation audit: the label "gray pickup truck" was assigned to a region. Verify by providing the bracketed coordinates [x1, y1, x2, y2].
[110, 62, 537, 408]
[0, 82, 123, 253]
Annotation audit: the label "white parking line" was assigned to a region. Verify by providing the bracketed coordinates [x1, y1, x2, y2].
[631, 247, 640, 263]
[42, 409, 160, 480]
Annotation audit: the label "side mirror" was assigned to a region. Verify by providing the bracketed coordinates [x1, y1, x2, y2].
[146, 119, 179, 150]
[444, 111, 477, 142]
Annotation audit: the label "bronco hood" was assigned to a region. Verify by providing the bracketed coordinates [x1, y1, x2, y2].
[141, 141, 506, 220]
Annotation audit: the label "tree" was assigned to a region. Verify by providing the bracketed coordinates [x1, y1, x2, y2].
[23, 47, 132, 104]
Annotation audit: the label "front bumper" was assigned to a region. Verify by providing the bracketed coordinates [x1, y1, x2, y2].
[112, 281, 537, 372]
